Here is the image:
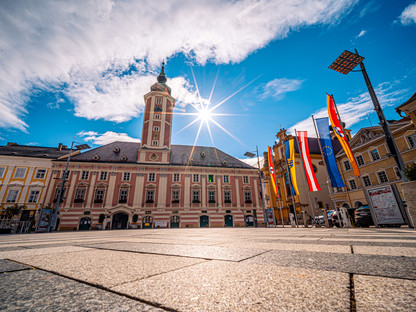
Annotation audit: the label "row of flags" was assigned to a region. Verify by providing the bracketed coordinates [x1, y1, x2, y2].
[267, 94, 360, 200]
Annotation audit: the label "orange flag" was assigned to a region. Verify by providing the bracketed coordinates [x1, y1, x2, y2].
[268, 146, 279, 198]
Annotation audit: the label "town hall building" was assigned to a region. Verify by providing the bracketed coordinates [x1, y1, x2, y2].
[45, 65, 260, 230]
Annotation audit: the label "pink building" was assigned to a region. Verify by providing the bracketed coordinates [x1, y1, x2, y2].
[45, 66, 260, 230]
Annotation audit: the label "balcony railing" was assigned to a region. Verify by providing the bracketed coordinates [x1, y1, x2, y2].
[208, 200, 216, 203]
[74, 198, 84, 203]
[94, 199, 103, 203]
[119, 199, 128, 203]
[192, 200, 201, 203]
[146, 199, 154, 203]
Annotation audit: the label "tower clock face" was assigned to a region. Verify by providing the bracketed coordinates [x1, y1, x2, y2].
[154, 106, 162, 112]
[149, 153, 159, 161]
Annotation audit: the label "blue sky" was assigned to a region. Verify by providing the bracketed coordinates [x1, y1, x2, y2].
[1, 0, 416, 161]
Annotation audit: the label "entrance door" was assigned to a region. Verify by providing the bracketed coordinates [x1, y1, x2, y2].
[79, 217, 91, 230]
[142, 216, 153, 229]
[170, 215, 180, 228]
[112, 213, 128, 229]
[224, 215, 233, 227]
[245, 215, 254, 227]
[200, 215, 209, 228]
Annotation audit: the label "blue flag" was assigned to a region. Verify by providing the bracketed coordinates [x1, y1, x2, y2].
[284, 140, 296, 196]
[316, 117, 346, 188]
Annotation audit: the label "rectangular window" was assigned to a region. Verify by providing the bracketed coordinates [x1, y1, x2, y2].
[35, 169, 46, 179]
[14, 168, 26, 178]
[407, 134, 416, 148]
[0, 167, 5, 178]
[343, 161, 351, 171]
[28, 190, 40, 203]
[154, 114, 161, 119]
[173, 173, 180, 182]
[99, 171, 107, 180]
[152, 140, 158, 146]
[318, 201, 323, 208]
[119, 189, 129, 202]
[172, 190, 179, 202]
[224, 191, 231, 203]
[81, 171, 89, 180]
[94, 189, 105, 202]
[356, 155, 364, 167]
[193, 174, 199, 182]
[156, 97, 162, 105]
[153, 126, 160, 132]
[54, 188, 66, 202]
[243, 176, 249, 183]
[370, 149, 380, 161]
[148, 173, 155, 182]
[193, 190, 200, 202]
[349, 179, 357, 190]
[6, 190, 18, 203]
[208, 174, 214, 183]
[377, 171, 389, 184]
[244, 191, 252, 203]
[75, 188, 85, 200]
[394, 167, 401, 179]
[146, 190, 154, 202]
[123, 172, 130, 181]
[223, 175, 229, 183]
[208, 191, 215, 202]
[63, 170, 70, 180]
[362, 175, 372, 187]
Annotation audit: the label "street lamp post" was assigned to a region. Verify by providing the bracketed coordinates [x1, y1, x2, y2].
[329, 49, 407, 181]
[48, 138, 90, 232]
[244, 147, 267, 228]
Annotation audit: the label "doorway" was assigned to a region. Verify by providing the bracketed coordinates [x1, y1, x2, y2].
[112, 212, 128, 229]
[79, 217, 91, 231]
[245, 215, 254, 227]
[224, 215, 233, 227]
[170, 215, 180, 228]
[142, 216, 153, 229]
[200, 215, 209, 227]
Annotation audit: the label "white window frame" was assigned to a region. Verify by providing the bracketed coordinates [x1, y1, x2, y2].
[81, 171, 89, 180]
[193, 190, 200, 201]
[28, 190, 40, 203]
[243, 176, 249, 184]
[193, 174, 199, 182]
[172, 190, 179, 201]
[153, 126, 160, 132]
[119, 189, 129, 201]
[224, 190, 231, 202]
[208, 174, 214, 183]
[369, 149, 380, 161]
[173, 173, 180, 182]
[122, 172, 130, 181]
[407, 133, 416, 149]
[394, 167, 401, 179]
[377, 170, 389, 184]
[156, 97, 162, 105]
[99, 171, 107, 180]
[343, 160, 351, 171]
[94, 188, 105, 201]
[208, 191, 215, 201]
[154, 114, 161, 119]
[223, 175, 229, 183]
[152, 140, 159, 146]
[349, 179, 357, 190]
[148, 173, 156, 182]
[35, 169, 46, 179]
[146, 190, 154, 201]
[356, 155, 364, 167]
[14, 168, 26, 179]
[362, 175, 372, 187]
[0, 167, 5, 178]
[6, 190, 19, 203]
[75, 188, 86, 200]
[244, 191, 252, 202]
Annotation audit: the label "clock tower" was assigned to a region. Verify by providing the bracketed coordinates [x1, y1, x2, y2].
[138, 63, 175, 164]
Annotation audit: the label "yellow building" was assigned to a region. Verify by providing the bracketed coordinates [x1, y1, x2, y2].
[262, 129, 341, 224]
[334, 117, 416, 208]
[0, 143, 76, 222]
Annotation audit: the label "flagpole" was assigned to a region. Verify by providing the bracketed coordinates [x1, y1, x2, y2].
[294, 129, 316, 226]
[282, 135, 299, 227]
[311, 115, 337, 227]
[330, 94, 374, 224]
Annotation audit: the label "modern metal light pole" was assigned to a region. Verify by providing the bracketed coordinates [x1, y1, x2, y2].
[48, 138, 90, 232]
[329, 49, 407, 181]
[244, 147, 267, 228]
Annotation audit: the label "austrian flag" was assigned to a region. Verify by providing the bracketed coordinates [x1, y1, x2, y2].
[268, 146, 279, 198]
[297, 131, 321, 192]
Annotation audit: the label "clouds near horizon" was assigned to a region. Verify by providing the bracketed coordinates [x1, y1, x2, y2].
[399, 2, 416, 25]
[0, 0, 357, 132]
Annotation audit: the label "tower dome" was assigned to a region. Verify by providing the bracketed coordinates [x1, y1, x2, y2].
[150, 62, 171, 95]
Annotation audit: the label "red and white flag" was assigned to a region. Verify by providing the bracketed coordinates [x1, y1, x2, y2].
[297, 131, 321, 192]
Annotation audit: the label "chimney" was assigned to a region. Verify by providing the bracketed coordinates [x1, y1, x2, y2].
[58, 143, 63, 151]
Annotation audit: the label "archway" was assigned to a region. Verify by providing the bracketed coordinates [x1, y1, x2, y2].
[245, 215, 254, 227]
[170, 215, 180, 228]
[79, 217, 91, 231]
[142, 216, 153, 229]
[354, 201, 363, 208]
[342, 203, 350, 209]
[112, 212, 128, 229]
[200, 215, 209, 228]
[224, 215, 233, 227]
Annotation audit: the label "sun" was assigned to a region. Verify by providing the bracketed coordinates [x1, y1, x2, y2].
[198, 106, 212, 123]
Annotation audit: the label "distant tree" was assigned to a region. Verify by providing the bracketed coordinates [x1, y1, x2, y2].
[404, 163, 416, 181]
[4, 204, 26, 218]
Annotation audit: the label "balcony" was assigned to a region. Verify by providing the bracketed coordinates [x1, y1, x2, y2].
[74, 198, 84, 203]
[224, 200, 231, 204]
[192, 200, 201, 204]
[208, 200, 216, 204]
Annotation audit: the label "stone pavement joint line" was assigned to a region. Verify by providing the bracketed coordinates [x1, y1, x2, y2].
[7, 259, 177, 312]
[349, 273, 357, 312]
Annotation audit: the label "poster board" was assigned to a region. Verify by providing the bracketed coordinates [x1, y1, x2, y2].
[35, 208, 52, 232]
[266, 208, 275, 225]
[367, 185, 404, 225]
[154, 221, 168, 228]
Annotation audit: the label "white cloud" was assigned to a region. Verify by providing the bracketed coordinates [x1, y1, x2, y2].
[0, 0, 357, 131]
[240, 156, 264, 168]
[77, 131, 140, 145]
[259, 78, 304, 100]
[399, 2, 416, 25]
[288, 82, 409, 137]
[356, 29, 366, 38]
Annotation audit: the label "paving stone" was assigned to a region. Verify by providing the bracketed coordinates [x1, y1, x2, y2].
[244, 249, 416, 280]
[219, 242, 351, 254]
[10, 249, 206, 288]
[0, 259, 29, 273]
[81, 241, 268, 261]
[0, 246, 91, 260]
[353, 245, 416, 257]
[112, 261, 350, 312]
[354, 275, 416, 312]
[0, 269, 164, 311]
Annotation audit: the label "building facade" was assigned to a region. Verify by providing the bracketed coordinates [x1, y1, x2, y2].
[45, 66, 260, 230]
